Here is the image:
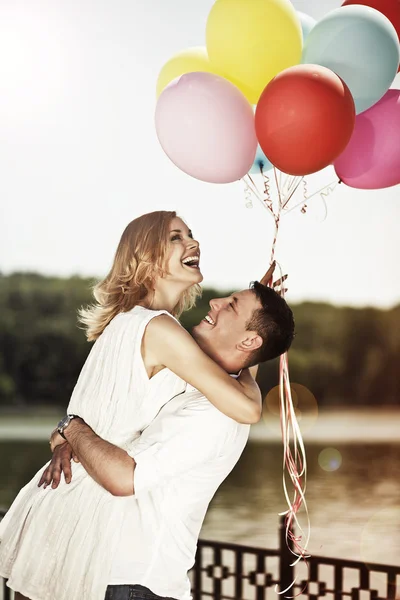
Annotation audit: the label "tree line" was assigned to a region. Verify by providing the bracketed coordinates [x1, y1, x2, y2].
[0, 272, 399, 408]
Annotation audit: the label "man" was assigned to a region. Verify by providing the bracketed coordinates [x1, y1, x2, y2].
[32, 273, 293, 600]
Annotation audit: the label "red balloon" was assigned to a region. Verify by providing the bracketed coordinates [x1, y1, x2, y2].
[342, 0, 400, 71]
[255, 65, 356, 176]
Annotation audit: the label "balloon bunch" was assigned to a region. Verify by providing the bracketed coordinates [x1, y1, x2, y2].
[155, 0, 400, 192]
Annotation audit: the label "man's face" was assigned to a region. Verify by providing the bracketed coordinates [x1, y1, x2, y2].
[192, 289, 263, 372]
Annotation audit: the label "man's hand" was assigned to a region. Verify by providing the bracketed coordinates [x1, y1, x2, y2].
[38, 442, 78, 489]
[260, 261, 288, 296]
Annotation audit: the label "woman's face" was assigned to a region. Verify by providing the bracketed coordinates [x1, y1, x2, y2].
[164, 217, 203, 285]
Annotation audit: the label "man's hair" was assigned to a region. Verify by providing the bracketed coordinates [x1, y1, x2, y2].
[245, 281, 295, 367]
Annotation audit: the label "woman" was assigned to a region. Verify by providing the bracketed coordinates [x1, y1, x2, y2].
[0, 210, 261, 600]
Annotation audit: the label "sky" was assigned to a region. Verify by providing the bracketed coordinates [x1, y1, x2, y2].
[0, 0, 399, 308]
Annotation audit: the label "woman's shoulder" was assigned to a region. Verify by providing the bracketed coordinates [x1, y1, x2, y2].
[101, 306, 182, 342]
[128, 305, 182, 325]
[106, 305, 181, 333]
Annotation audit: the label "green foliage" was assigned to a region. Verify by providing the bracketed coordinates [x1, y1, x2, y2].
[0, 273, 399, 407]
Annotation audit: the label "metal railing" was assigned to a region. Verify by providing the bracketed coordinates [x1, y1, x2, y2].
[190, 517, 400, 600]
[1, 510, 399, 599]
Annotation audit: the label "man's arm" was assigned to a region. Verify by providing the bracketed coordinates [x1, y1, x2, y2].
[42, 405, 230, 497]
[41, 419, 136, 496]
[124, 404, 231, 497]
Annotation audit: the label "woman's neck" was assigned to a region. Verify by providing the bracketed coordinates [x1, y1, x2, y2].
[139, 280, 188, 314]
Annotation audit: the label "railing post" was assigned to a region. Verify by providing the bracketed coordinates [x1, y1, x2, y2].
[192, 542, 202, 600]
[279, 515, 295, 595]
[4, 582, 11, 600]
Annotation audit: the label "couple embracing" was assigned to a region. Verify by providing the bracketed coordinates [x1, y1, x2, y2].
[0, 210, 294, 600]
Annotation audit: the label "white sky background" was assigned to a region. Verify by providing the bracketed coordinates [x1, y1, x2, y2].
[0, 0, 399, 308]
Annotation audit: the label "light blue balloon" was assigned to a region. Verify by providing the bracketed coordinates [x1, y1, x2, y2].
[250, 145, 273, 175]
[297, 11, 316, 44]
[302, 5, 400, 114]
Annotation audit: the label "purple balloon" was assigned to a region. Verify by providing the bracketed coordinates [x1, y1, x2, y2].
[334, 89, 400, 189]
[155, 72, 257, 184]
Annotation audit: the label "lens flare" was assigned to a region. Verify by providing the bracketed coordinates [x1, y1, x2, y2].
[263, 383, 319, 435]
[318, 448, 342, 472]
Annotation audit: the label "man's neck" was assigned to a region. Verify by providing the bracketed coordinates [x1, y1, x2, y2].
[249, 365, 259, 379]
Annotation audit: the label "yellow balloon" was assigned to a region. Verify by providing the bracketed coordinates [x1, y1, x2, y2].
[156, 47, 217, 98]
[206, 0, 303, 104]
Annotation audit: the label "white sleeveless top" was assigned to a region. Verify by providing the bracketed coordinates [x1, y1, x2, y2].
[0, 306, 186, 600]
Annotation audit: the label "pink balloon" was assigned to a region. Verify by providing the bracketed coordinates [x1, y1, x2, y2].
[334, 89, 400, 189]
[155, 72, 257, 184]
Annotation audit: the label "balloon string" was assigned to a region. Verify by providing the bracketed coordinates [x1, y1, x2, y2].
[284, 175, 301, 201]
[303, 178, 308, 202]
[273, 344, 311, 598]
[284, 180, 338, 216]
[305, 180, 338, 205]
[243, 172, 338, 582]
[301, 179, 308, 214]
[274, 167, 283, 208]
[264, 182, 310, 596]
[243, 179, 254, 209]
[243, 174, 310, 574]
[242, 174, 275, 221]
[282, 176, 304, 210]
[262, 170, 272, 205]
[270, 216, 280, 264]
[243, 174, 262, 201]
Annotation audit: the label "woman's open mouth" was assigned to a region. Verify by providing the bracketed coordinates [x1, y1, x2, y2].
[181, 255, 200, 269]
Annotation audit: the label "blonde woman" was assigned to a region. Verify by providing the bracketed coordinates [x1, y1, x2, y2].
[0, 210, 261, 600]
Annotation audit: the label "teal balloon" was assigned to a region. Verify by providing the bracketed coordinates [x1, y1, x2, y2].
[250, 145, 273, 175]
[302, 5, 400, 114]
[297, 11, 316, 43]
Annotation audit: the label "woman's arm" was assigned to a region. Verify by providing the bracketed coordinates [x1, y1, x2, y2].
[144, 315, 262, 424]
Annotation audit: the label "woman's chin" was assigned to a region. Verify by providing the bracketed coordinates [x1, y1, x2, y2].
[166, 269, 203, 286]
[185, 268, 203, 285]
[196, 271, 204, 284]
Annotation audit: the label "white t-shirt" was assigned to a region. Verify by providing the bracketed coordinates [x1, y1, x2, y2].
[109, 384, 250, 600]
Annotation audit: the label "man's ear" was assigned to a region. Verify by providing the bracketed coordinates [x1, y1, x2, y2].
[236, 334, 263, 354]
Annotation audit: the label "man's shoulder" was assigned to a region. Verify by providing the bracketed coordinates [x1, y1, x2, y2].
[180, 392, 250, 466]
[180, 387, 226, 416]
[179, 388, 250, 443]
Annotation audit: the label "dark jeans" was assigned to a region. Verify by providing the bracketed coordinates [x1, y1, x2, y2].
[105, 584, 178, 600]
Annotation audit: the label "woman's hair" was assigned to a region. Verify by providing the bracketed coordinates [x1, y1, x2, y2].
[78, 210, 201, 341]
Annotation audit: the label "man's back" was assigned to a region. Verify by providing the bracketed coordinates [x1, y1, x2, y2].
[109, 386, 250, 600]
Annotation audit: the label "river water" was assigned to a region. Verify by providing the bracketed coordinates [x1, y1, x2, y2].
[0, 409, 399, 571]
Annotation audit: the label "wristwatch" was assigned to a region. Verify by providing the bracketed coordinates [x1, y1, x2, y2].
[57, 414, 80, 439]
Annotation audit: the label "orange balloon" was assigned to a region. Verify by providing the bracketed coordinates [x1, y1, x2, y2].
[255, 64, 355, 176]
